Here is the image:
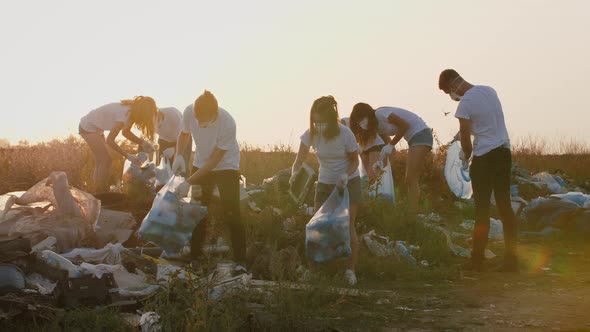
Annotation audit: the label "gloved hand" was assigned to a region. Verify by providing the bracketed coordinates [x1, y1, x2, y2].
[289, 168, 300, 187]
[459, 150, 470, 170]
[379, 144, 394, 162]
[175, 180, 191, 197]
[172, 155, 187, 174]
[372, 160, 384, 173]
[162, 147, 175, 160]
[336, 173, 349, 190]
[141, 140, 156, 154]
[126, 154, 139, 165]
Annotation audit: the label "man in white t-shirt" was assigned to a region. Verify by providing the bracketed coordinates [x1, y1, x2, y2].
[439, 69, 518, 272]
[173, 91, 245, 264]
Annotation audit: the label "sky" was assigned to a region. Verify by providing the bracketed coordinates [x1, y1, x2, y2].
[1, 0, 589, 149]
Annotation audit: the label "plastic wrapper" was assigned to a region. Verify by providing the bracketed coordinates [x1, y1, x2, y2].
[306, 188, 351, 263]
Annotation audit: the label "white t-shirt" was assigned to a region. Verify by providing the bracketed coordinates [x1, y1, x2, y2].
[157, 107, 183, 143]
[455, 85, 510, 157]
[182, 105, 240, 171]
[300, 124, 360, 184]
[340, 117, 384, 153]
[375, 107, 429, 143]
[79, 103, 130, 133]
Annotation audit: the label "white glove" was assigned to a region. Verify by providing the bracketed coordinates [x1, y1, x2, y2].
[175, 180, 191, 197]
[172, 155, 187, 174]
[289, 169, 299, 186]
[459, 150, 470, 170]
[379, 144, 394, 161]
[337, 173, 349, 190]
[126, 154, 139, 165]
[141, 140, 156, 154]
[372, 160, 384, 173]
[162, 147, 175, 160]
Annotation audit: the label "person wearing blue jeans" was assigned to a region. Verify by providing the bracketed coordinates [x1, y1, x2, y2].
[439, 69, 518, 272]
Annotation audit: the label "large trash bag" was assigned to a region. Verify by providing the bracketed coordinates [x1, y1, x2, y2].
[444, 140, 473, 200]
[369, 160, 395, 204]
[138, 176, 207, 255]
[523, 197, 585, 231]
[305, 188, 351, 263]
[550, 192, 590, 208]
[531, 172, 567, 194]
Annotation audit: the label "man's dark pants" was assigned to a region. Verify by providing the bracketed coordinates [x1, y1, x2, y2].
[470, 147, 518, 265]
[190, 168, 246, 263]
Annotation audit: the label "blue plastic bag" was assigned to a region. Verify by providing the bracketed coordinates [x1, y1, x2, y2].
[138, 176, 207, 254]
[306, 188, 351, 263]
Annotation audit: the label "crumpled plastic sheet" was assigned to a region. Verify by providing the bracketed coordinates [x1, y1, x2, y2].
[61, 243, 125, 265]
[425, 223, 495, 259]
[531, 172, 567, 194]
[80, 262, 158, 297]
[0, 172, 101, 252]
[523, 197, 583, 230]
[550, 192, 590, 208]
[140, 312, 161, 332]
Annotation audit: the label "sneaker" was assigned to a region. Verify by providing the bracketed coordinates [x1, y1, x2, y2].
[344, 269, 357, 286]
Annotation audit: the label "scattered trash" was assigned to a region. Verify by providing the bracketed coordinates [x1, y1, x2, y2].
[289, 163, 316, 205]
[140, 311, 161, 332]
[25, 273, 56, 295]
[122, 152, 157, 199]
[0, 172, 101, 252]
[550, 192, 590, 207]
[0, 238, 31, 263]
[306, 188, 351, 263]
[139, 176, 208, 255]
[425, 223, 495, 259]
[55, 272, 119, 308]
[523, 197, 588, 232]
[61, 243, 125, 265]
[38, 250, 83, 278]
[460, 218, 504, 241]
[531, 172, 567, 194]
[31, 236, 57, 253]
[444, 140, 473, 199]
[0, 264, 26, 294]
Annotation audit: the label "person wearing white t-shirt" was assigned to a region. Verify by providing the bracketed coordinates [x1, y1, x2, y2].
[349, 103, 433, 216]
[78, 96, 158, 192]
[439, 69, 517, 272]
[173, 91, 245, 264]
[341, 117, 385, 182]
[291, 96, 361, 285]
[156, 107, 192, 165]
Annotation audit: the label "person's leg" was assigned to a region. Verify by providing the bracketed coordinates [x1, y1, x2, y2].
[214, 170, 246, 264]
[190, 168, 214, 259]
[470, 154, 493, 269]
[346, 177, 362, 273]
[405, 145, 431, 216]
[80, 132, 112, 192]
[492, 149, 518, 270]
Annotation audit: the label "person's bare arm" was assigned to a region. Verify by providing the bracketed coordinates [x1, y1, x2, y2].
[386, 113, 410, 147]
[121, 122, 144, 145]
[106, 122, 131, 158]
[291, 142, 309, 176]
[175, 132, 191, 159]
[346, 150, 360, 177]
[458, 118, 472, 157]
[186, 148, 226, 184]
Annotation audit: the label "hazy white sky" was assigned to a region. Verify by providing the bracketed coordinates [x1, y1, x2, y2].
[1, 0, 589, 148]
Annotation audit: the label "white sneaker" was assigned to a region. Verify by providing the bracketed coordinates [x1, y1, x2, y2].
[344, 269, 357, 286]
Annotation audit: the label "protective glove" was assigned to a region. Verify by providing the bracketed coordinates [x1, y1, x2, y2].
[172, 155, 187, 175]
[289, 168, 299, 187]
[175, 180, 191, 197]
[126, 154, 139, 165]
[162, 147, 175, 160]
[379, 144, 394, 162]
[459, 150, 470, 170]
[141, 140, 156, 154]
[336, 173, 349, 190]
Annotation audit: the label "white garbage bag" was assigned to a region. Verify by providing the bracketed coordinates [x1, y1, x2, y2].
[305, 188, 351, 263]
[444, 140, 473, 200]
[369, 160, 395, 204]
[138, 176, 207, 255]
[61, 243, 124, 265]
[531, 172, 567, 194]
[155, 157, 174, 187]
